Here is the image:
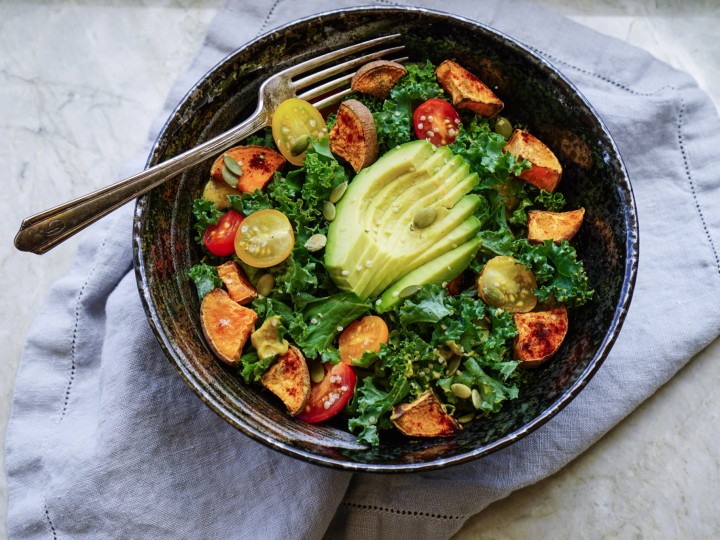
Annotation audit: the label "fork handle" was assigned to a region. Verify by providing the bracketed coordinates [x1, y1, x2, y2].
[14, 109, 270, 254]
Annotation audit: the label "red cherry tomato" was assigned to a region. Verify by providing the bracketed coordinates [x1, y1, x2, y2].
[203, 210, 243, 256]
[413, 98, 461, 146]
[298, 362, 356, 423]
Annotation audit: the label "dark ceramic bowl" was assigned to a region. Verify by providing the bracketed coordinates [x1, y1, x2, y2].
[133, 7, 638, 472]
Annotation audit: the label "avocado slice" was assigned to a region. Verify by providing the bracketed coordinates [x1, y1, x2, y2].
[376, 237, 482, 313]
[326, 140, 484, 299]
[360, 200, 482, 298]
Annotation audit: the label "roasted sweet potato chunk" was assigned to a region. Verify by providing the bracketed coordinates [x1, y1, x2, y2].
[391, 390, 462, 438]
[261, 345, 311, 416]
[351, 60, 407, 99]
[503, 129, 563, 192]
[513, 306, 568, 367]
[329, 99, 378, 173]
[216, 261, 257, 305]
[200, 288, 258, 367]
[527, 208, 585, 244]
[210, 145, 285, 194]
[435, 60, 504, 118]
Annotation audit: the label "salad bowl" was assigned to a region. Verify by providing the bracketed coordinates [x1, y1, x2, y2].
[133, 6, 638, 471]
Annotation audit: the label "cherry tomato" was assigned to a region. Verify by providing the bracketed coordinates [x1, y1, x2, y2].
[413, 98, 461, 146]
[339, 315, 389, 365]
[234, 209, 294, 268]
[271, 98, 328, 166]
[477, 255, 538, 313]
[298, 362, 356, 423]
[203, 210, 243, 256]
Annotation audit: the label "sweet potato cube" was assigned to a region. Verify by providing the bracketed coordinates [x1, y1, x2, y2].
[216, 261, 257, 305]
[504, 129, 563, 192]
[329, 99, 379, 173]
[200, 288, 258, 367]
[261, 345, 311, 416]
[210, 145, 285, 194]
[513, 306, 568, 367]
[527, 209, 585, 244]
[351, 60, 407, 99]
[390, 390, 462, 438]
[435, 60, 504, 118]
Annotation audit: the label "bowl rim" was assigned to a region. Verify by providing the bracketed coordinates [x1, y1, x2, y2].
[133, 5, 639, 472]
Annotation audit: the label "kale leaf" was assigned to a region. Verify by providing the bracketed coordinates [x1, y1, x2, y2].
[187, 263, 222, 300]
[191, 197, 222, 244]
[515, 239, 594, 306]
[347, 376, 411, 446]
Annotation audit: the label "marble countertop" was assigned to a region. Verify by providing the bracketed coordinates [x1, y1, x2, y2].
[2, 1, 718, 538]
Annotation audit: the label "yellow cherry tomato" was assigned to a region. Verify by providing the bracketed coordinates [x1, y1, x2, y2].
[234, 209, 294, 268]
[477, 256, 538, 313]
[271, 98, 327, 166]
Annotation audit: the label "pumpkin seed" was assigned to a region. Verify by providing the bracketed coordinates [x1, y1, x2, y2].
[329, 181, 348, 203]
[256, 273, 275, 297]
[471, 388, 482, 410]
[304, 233, 327, 252]
[494, 116, 513, 139]
[450, 383, 472, 399]
[310, 361, 325, 384]
[322, 201, 336, 221]
[223, 153, 243, 176]
[447, 356, 460, 377]
[412, 206, 437, 229]
[290, 136, 311, 156]
[482, 286, 505, 305]
[457, 413, 475, 424]
[398, 284, 421, 299]
[221, 164, 239, 188]
[447, 356, 461, 376]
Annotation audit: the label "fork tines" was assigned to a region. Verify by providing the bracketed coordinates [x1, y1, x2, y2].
[290, 34, 406, 109]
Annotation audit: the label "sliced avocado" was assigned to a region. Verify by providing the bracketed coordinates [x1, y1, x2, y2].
[376, 237, 482, 313]
[361, 200, 483, 298]
[326, 140, 484, 299]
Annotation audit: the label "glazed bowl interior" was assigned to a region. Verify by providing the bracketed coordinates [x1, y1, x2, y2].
[133, 7, 637, 472]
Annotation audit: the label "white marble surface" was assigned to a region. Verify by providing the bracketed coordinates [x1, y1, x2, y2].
[1, 1, 718, 538]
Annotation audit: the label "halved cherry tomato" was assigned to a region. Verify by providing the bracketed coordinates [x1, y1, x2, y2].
[413, 98, 461, 146]
[339, 315, 389, 365]
[234, 209, 294, 268]
[203, 210, 243, 256]
[477, 255, 538, 313]
[271, 98, 328, 166]
[298, 362, 356, 423]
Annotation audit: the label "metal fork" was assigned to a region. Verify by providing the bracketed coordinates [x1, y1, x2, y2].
[14, 34, 404, 255]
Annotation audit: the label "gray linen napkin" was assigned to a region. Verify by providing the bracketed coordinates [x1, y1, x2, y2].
[7, 1, 720, 538]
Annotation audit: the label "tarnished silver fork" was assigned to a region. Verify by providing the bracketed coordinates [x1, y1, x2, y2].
[15, 34, 405, 254]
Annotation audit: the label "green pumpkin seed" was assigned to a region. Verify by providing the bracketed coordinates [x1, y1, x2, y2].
[412, 206, 437, 229]
[223, 153, 243, 176]
[310, 362, 325, 384]
[447, 356, 461, 376]
[471, 388, 482, 410]
[494, 116, 513, 139]
[322, 201, 336, 221]
[329, 181, 348, 203]
[221, 164, 239, 188]
[457, 413, 475, 424]
[451, 383, 472, 399]
[482, 286, 505, 305]
[398, 284, 421, 299]
[256, 273, 275, 297]
[289, 136, 311, 156]
[304, 233, 327, 252]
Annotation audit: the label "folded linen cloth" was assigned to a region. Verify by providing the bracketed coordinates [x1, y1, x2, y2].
[6, 0, 720, 538]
